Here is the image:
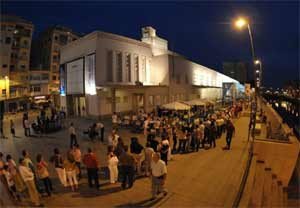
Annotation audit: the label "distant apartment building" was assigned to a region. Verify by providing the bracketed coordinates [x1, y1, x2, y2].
[30, 25, 80, 96]
[223, 61, 248, 84]
[0, 15, 33, 108]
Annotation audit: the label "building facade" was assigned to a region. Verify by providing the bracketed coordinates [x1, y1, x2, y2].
[60, 27, 241, 117]
[30, 25, 80, 96]
[0, 15, 34, 106]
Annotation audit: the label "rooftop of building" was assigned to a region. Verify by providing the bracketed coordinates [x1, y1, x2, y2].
[1, 14, 33, 26]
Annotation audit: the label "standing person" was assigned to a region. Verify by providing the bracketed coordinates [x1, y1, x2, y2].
[10, 120, 16, 138]
[96, 121, 104, 142]
[19, 158, 43, 207]
[171, 127, 177, 153]
[50, 148, 67, 187]
[199, 121, 205, 149]
[69, 123, 77, 148]
[112, 112, 118, 130]
[150, 153, 168, 200]
[23, 117, 31, 137]
[266, 121, 272, 139]
[83, 148, 100, 189]
[71, 144, 82, 180]
[108, 130, 119, 149]
[36, 154, 53, 196]
[3, 164, 21, 201]
[130, 137, 144, 175]
[6, 155, 26, 194]
[119, 145, 135, 189]
[107, 152, 119, 184]
[209, 121, 217, 148]
[64, 153, 78, 192]
[144, 142, 155, 176]
[159, 138, 169, 165]
[225, 120, 235, 150]
[0, 118, 6, 139]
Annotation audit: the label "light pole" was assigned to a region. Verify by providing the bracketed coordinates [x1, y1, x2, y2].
[255, 59, 262, 88]
[234, 17, 258, 142]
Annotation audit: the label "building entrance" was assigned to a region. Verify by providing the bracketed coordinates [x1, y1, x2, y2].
[132, 93, 144, 112]
[66, 95, 86, 116]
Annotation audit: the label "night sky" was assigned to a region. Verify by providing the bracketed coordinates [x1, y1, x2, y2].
[2, 1, 299, 88]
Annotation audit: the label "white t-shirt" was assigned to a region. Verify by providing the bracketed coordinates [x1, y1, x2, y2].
[151, 159, 167, 177]
[112, 115, 118, 124]
[108, 134, 119, 147]
[69, 126, 76, 135]
[4, 171, 14, 187]
[108, 156, 119, 167]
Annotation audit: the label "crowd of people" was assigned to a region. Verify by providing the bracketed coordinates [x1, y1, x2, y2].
[0, 101, 246, 207]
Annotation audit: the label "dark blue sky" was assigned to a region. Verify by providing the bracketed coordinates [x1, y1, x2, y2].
[2, 1, 299, 88]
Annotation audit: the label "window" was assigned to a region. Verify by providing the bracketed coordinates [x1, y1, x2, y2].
[20, 65, 26, 70]
[53, 55, 58, 61]
[54, 36, 58, 41]
[116, 52, 122, 82]
[41, 74, 49, 80]
[148, 95, 154, 106]
[30, 86, 41, 92]
[52, 65, 57, 71]
[72, 38, 77, 41]
[125, 53, 131, 82]
[52, 75, 57, 81]
[23, 40, 28, 46]
[5, 37, 11, 44]
[116, 97, 121, 103]
[155, 95, 161, 105]
[106, 50, 113, 82]
[2, 64, 7, 68]
[176, 74, 180, 84]
[10, 65, 15, 71]
[59, 35, 68, 44]
[134, 55, 139, 82]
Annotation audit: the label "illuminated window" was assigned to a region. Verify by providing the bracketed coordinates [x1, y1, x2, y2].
[123, 96, 128, 103]
[155, 95, 161, 105]
[106, 50, 113, 82]
[116, 52, 122, 82]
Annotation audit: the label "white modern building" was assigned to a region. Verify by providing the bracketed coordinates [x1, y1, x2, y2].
[59, 26, 241, 117]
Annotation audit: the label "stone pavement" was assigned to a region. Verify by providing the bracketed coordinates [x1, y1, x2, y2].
[0, 113, 250, 207]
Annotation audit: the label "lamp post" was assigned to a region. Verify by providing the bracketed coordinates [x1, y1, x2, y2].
[234, 17, 258, 142]
[255, 59, 262, 88]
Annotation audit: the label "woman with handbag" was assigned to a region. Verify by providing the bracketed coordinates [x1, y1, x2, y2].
[36, 154, 53, 196]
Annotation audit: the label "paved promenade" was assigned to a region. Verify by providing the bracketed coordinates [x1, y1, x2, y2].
[0, 113, 250, 207]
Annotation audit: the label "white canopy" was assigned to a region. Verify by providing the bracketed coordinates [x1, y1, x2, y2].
[183, 99, 206, 106]
[162, 101, 191, 110]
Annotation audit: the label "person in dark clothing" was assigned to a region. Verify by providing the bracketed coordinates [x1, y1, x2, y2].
[209, 121, 217, 148]
[119, 145, 135, 189]
[172, 127, 177, 153]
[83, 148, 100, 189]
[225, 120, 235, 150]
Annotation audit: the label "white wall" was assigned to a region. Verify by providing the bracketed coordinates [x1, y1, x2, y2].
[96, 32, 153, 86]
[150, 54, 169, 85]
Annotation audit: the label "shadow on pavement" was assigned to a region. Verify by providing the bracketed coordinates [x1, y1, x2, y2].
[115, 197, 164, 208]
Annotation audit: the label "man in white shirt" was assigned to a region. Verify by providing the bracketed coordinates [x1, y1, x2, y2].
[69, 123, 77, 148]
[19, 158, 42, 207]
[112, 112, 118, 130]
[24, 118, 31, 137]
[108, 130, 119, 148]
[150, 153, 168, 200]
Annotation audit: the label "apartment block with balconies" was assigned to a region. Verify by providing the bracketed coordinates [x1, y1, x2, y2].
[0, 14, 33, 101]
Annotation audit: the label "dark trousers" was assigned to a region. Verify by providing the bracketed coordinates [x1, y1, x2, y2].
[172, 138, 177, 151]
[70, 134, 78, 148]
[87, 168, 99, 188]
[121, 166, 134, 189]
[226, 135, 233, 149]
[100, 127, 104, 142]
[195, 139, 201, 151]
[42, 177, 53, 196]
[209, 137, 216, 148]
[178, 139, 187, 152]
[24, 128, 30, 137]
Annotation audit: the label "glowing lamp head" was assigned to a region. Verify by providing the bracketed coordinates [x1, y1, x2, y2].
[235, 18, 247, 29]
[4, 76, 8, 80]
[255, 60, 261, 64]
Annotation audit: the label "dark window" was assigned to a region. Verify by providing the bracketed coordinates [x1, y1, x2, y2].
[52, 75, 56, 80]
[59, 35, 68, 44]
[10, 65, 15, 70]
[72, 38, 77, 41]
[21, 65, 26, 69]
[2, 64, 7, 68]
[5, 37, 11, 44]
[106, 50, 113, 82]
[23, 40, 28, 46]
[54, 36, 58, 41]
